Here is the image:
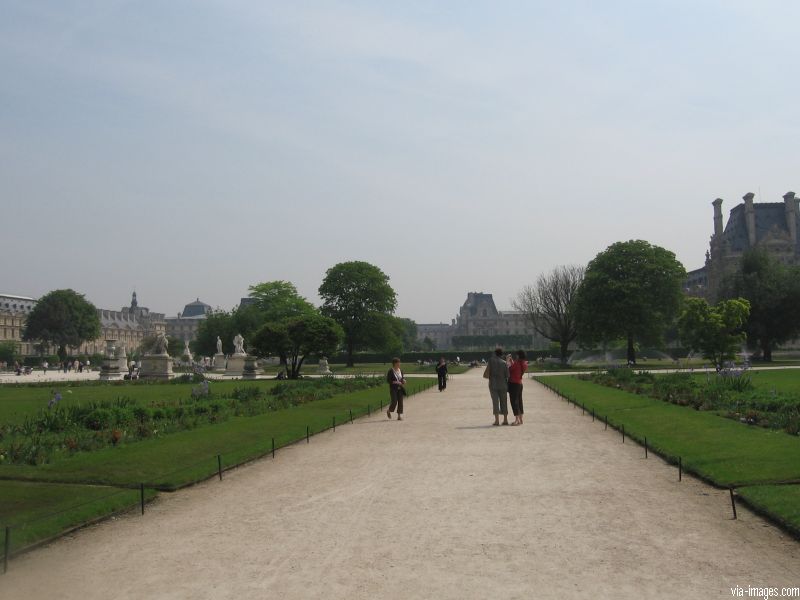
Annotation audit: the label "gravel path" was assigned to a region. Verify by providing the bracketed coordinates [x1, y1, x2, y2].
[3, 369, 798, 599]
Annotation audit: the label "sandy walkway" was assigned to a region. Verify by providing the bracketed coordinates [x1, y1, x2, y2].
[2, 369, 798, 599]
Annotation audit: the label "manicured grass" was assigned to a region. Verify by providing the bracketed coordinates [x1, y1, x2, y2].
[0, 379, 437, 489]
[259, 363, 471, 376]
[730, 368, 800, 394]
[0, 379, 282, 425]
[536, 375, 800, 536]
[738, 485, 800, 536]
[0, 480, 155, 557]
[0, 377, 436, 559]
[535, 376, 800, 487]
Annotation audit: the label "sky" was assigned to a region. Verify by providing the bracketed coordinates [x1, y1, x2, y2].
[1, 1, 799, 323]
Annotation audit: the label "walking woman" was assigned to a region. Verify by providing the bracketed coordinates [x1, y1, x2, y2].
[386, 357, 406, 420]
[508, 350, 528, 425]
[436, 357, 448, 391]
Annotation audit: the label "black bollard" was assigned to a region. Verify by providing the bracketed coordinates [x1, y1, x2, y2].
[645, 437, 648, 459]
[622, 424, 625, 443]
[592, 408, 595, 422]
[217, 455, 222, 481]
[307, 425, 310, 443]
[4, 526, 9, 574]
[604, 415, 608, 430]
[679, 456, 682, 481]
[333, 416, 336, 432]
[140, 482, 146, 514]
[350, 409, 353, 424]
[272, 437, 275, 459]
[729, 488, 738, 520]
[581, 404, 585, 415]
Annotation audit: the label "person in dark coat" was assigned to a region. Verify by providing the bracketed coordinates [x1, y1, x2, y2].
[435, 357, 448, 391]
[386, 357, 406, 420]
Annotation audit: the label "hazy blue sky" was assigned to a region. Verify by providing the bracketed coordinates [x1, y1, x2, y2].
[2, 1, 798, 322]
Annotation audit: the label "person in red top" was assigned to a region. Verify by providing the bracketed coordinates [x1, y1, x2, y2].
[508, 350, 528, 425]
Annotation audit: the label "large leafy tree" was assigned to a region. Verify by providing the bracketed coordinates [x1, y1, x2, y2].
[678, 297, 750, 369]
[722, 249, 800, 361]
[250, 313, 343, 378]
[513, 264, 585, 365]
[247, 281, 315, 322]
[23, 289, 101, 361]
[574, 240, 686, 364]
[318, 261, 397, 366]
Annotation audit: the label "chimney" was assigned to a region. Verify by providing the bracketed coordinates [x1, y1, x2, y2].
[785, 191, 797, 245]
[712, 198, 724, 237]
[743, 192, 756, 247]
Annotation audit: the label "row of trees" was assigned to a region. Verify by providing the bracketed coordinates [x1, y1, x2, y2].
[195, 261, 416, 377]
[514, 239, 800, 368]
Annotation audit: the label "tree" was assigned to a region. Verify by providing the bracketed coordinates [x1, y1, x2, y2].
[251, 313, 343, 378]
[513, 265, 585, 365]
[319, 261, 397, 366]
[23, 289, 101, 361]
[247, 281, 315, 322]
[194, 311, 237, 356]
[678, 297, 750, 369]
[0, 341, 20, 365]
[722, 249, 800, 361]
[574, 240, 686, 364]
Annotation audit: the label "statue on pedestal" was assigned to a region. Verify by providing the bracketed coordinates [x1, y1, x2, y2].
[216, 336, 223, 355]
[153, 332, 169, 356]
[233, 333, 245, 355]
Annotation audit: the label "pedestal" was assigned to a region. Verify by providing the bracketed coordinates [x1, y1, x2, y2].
[99, 358, 124, 381]
[213, 353, 227, 372]
[225, 354, 246, 377]
[243, 356, 258, 379]
[140, 354, 174, 380]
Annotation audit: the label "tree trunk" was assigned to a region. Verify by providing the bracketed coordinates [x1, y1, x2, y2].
[346, 340, 355, 368]
[761, 339, 772, 362]
[559, 337, 570, 366]
[57, 345, 67, 362]
[626, 334, 636, 365]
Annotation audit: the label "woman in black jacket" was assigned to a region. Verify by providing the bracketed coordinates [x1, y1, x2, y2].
[386, 357, 406, 420]
[435, 357, 448, 391]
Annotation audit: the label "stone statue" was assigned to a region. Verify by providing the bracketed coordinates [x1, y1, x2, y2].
[233, 333, 245, 355]
[216, 336, 223, 355]
[153, 332, 169, 356]
[184, 340, 191, 355]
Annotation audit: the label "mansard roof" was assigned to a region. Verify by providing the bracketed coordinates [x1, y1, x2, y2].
[723, 202, 800, 253]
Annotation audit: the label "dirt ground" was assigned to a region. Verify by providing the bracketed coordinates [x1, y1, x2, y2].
[2, 369, 798, 599]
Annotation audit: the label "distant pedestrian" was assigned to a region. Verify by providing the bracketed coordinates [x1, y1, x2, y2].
[485, 348, 509, 426]
[508, 350, 528, 425]
[386, 357, 406, 421]
[42, 360, 49, 374]
[436, 357, 448, 391]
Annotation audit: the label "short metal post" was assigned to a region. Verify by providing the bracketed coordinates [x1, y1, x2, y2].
[333, 416, 336, 432]
[306, 425, 310, 443]
[217, 455, 222, 481]
[645, 437, 648, 459]
[592, 408, 595, 422]
[349, 409, 353, 424]
[679, 457, 682, 481]
[604, 415, 608, 430]
[272, 437, 275, 459]
[4, 526, 11, 573]
[729, 488, 738, 520]
[367, 404, 371, 416]
[140, 482, 146, 514]
[622, 425, 625, 443]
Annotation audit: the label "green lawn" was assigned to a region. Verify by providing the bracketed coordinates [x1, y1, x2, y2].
[0, 379, 282, 425]
[0, 480, 155, 556]
[0, 376, 436, 560]
[737, 485, 800, 535]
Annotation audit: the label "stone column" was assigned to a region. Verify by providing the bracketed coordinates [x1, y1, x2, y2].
[784, 191, 797, 245]
[743, 192, 756, 247]
[712, 198, 724, 238]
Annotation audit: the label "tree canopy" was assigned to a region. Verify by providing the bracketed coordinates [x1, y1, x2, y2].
[250, 313, 343, 378]
[247, 281, 315, 322]
[319, 261, 397, 366]
[22, 289, 101, 360]
[678, 297, 750, 369]
[721, 249, 800, 361]
[574, 240, 686, 364]
[513, 264, 584, 365]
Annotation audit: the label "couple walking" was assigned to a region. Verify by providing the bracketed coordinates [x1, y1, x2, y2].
[484, 348, 528, 426]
